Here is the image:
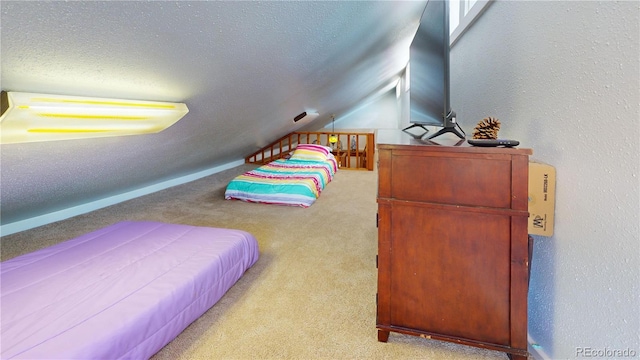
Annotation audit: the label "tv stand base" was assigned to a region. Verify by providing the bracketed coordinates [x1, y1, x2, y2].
[402, 124, 429, 138]
[426, 123, 465, 140]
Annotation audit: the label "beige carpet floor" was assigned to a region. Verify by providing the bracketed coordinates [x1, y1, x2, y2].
[1, 164, 516, 360]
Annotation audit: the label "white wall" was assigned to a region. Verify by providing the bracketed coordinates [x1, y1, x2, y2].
[327, 89, 401, 130]
[450, 1, 639, 359]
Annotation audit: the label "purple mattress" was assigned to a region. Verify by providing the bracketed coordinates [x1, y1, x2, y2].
[1, 221, 259, 359]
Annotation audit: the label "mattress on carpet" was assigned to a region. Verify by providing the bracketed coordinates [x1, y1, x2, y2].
[224, 158, 337, 208]
[0, 221, 259, 359]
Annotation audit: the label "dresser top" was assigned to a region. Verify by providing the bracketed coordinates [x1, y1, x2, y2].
[376, 129, 532, 156]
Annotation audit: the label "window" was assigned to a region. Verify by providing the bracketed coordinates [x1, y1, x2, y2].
[450, 0, 493, 46]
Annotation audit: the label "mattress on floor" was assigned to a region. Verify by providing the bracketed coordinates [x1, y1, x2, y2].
[0, 221, 259, 359]
[225, 158, 337, 207]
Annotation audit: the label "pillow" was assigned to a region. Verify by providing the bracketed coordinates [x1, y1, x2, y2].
[300, 143, 332, 154]
[289, 144, 332, 162]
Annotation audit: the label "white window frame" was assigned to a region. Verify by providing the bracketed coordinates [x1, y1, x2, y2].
[450, 0, 493, 46]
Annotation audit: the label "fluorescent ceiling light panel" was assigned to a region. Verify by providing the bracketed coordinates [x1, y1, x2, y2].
[0, 91, 189, 144]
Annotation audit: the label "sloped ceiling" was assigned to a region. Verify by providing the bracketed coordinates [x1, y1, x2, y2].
[0, 1, 426, 226]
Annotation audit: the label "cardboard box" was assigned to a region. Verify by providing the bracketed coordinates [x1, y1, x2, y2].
[528, 161, 556, 236]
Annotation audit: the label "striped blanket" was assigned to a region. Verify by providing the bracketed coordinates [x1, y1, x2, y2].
[225, 158, 337, 207]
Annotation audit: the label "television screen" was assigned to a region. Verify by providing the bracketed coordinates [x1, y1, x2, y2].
[405, 0, 464, 140]
[409, 0, 449, 127]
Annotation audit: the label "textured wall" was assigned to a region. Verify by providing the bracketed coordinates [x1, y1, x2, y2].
[450, 1, 639, 358]
[327, 90, 401, 130]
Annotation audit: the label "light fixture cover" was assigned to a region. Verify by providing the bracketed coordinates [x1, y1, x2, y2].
[0, 91, 189, 144]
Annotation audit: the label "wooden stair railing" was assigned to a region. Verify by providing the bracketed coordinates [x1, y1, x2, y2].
[245, 131, 375, 171]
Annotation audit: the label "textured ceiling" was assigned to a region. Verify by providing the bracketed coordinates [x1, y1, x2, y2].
[0, 1, 426, 225]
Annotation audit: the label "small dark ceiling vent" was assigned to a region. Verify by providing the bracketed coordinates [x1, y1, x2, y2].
[293, 112, 308, 122]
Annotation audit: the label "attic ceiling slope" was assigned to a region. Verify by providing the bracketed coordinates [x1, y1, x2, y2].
[0, 1, 426, 227]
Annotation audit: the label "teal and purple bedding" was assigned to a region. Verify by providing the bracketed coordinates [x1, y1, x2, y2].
[0, 221, 259, 359]
[225, 156, 338, 207]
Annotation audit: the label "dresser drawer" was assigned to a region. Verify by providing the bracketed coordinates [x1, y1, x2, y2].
[389, 150, 513, 208]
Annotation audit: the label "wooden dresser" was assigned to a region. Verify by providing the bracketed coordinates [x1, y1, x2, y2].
[376, 131, 532, 360]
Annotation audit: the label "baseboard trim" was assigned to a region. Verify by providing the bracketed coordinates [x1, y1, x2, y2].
[0, 159, 245, 237]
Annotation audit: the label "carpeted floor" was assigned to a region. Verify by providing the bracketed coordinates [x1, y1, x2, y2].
[1, 164, 517, 360]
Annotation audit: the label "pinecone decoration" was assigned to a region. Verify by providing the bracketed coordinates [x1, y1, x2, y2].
[472, 117, 501, 139]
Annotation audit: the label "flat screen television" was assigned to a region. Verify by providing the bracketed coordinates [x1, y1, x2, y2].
[403, 0, 465, 140]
